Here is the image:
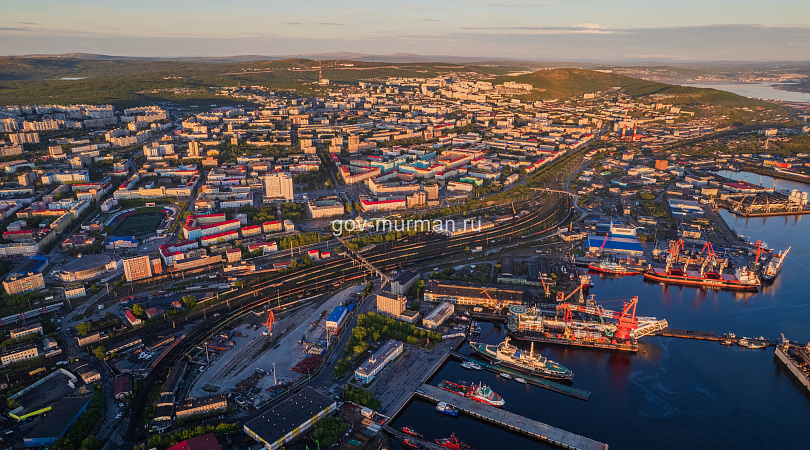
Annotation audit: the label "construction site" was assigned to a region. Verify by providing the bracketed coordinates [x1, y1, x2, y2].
[185, 284, 363, 407]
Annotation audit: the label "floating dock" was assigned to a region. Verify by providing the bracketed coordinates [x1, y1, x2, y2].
[415, 384, 608, 450]
[380, 424, 447, 450]
[450, 351, 590, 401]
[775, 344, 810, 393]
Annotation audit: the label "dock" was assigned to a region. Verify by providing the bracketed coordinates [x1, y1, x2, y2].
[775, 344, 810, 393]
[416, 384, 608, 450]
[450, 351, 590, 401]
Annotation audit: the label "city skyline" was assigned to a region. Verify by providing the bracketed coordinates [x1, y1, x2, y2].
[2, 0, 809, 61]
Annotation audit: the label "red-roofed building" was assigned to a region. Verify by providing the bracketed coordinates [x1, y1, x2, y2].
[360, 197, 406, 212]
[167, 433, 222, 450]
[262, 220, 282, 233]
[125, 310, 141, 326]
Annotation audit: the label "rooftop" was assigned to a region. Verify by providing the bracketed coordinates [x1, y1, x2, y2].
[244, 387, 335, 446]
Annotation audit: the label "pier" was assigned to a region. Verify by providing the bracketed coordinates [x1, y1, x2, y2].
[415, 384, 608, 450]
[653, 329, 778, 346]
[450, 351, 590, 401]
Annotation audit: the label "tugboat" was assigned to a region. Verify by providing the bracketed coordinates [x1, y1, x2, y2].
[738, 337, 750, 347]
[460, 361, 482, 371]
[747, 339, 766, 349]
[437, 381, 505, 407]
[436, 402, 458, 417]
[436, 432, 471, 450]
[588, 259, 640, 276]
[403, 438, 421, 449]
[469, 337, 574, 380]
[720, 338, 734, 346]
[401, 427, 424, 439]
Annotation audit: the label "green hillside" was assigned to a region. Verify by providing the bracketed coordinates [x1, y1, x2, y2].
[498, 68, 773, 108]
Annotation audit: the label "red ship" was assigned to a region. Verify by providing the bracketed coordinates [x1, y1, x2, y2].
[401, 427, 424, 439]
[403, 438, 420, 448]
[436, 432, 471, 450]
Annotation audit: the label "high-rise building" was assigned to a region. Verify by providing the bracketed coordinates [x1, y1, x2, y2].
[263, 172, 293, 201]
[3, 272, 44, 295]
[376, 291, 406, 317]
[123, 255, 152, 282]
[188, 140, 201, 157]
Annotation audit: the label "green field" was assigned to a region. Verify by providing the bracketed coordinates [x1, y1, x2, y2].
[114, 213, 163, 235]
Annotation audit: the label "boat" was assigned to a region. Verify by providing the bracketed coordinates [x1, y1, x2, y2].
[469, 337, 574, 380]
[436, 401, 458, 417]
[720, 338, 734, 346]
[514, 377, 526, 384]
[436, 432, 471, 450]
[588, 259, 640, 276]
[643, 265, 760, 291]
[438, 380, 505, 407]
[403, 438, 420, 449]
[738, 337, 749, 347]
[747, 340, 766, 349]
[401, 427, 424, 439]
[499, 372, 511, 379]
[460, 361, 482, 371]
[762, 247, 790, 281]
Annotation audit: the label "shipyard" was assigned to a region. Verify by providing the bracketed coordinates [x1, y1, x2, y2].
[3, 12, 810, 449]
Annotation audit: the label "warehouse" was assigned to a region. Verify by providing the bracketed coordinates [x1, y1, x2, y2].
[585, 234, 644, 257]
[423, 280, 525, 307]
[244, 387, 337, 450]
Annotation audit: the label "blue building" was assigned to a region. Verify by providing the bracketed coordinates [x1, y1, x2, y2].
[586, 234, 644, 256]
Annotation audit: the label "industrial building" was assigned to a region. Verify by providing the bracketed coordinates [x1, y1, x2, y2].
[585, 234, 644, 256]
[244, 387, 337, 450]
[390, 269, 421, 296]
[176, 394, 227, 418]
[326, 306, 348, 334]
[354, 340, 404, 384]
[423, 280, 525, 307]
[1, 341, 40, 366]
[9, 322, 42, 339]
[422, 302, 455, 330]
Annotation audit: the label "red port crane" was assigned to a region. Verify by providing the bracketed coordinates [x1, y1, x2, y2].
[264, 310, 275, 336]
[702, 241, 718, 264]
[754, 239, 765, 262]
[557, 296, 640, 340]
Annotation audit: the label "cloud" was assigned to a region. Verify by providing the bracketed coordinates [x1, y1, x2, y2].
[0, 27, 33, 32]
[17, 22, 36, 25]
[459, 25, 621, 35]
[316, 22, 343, 26]
[421, 19, 440, 22]
[283, 22, 301, 25]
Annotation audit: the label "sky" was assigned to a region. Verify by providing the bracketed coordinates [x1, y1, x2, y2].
[1, 0, 809, 61]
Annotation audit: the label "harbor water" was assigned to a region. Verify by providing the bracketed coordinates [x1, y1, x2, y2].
[392, 172, 810, 449]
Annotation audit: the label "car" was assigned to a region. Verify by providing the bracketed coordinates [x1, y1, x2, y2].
[115, 412, 123, 419]
[119, 403, 125, 408]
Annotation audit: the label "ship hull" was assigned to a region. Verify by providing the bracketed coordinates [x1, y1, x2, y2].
[507, 330, 638, 352]
[643, 270, 759, 291]
[468, 342, 573, 380]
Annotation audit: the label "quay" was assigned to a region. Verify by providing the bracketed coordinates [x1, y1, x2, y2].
[450, 351, 590, 401]
[415, 384, 608, 450]
[775, 343, 810, 393]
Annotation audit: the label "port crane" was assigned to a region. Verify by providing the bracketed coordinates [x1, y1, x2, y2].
[555, 281, 586, 303]
[480, 289, 504, 312]
[665, 239, 685, 271]
[557, 296, 668, 340]
[538, 271, 551, 297]
[263, 310, 275, 337]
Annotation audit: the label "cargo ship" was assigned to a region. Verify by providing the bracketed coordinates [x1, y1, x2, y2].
[643, 265, 760, 291]
[437, 380, 505, 407]
[762, 247, 790, 281]
[645, 239, 760, 291]
[469, 337, 573, 380]
[505, 297, 668, 352]
[588, 259, 640, 276]
[436, 432, 471, 450]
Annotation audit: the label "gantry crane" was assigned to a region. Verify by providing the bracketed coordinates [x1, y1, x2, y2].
[480, 289, 503, 311]
[556, 296, 664, 340]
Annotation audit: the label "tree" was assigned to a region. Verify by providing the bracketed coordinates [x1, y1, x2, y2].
[132, 303, 144, 317]
[182, 295, 197, 309]
[75, 322, 93, 336]
[92, 346, 106, 360]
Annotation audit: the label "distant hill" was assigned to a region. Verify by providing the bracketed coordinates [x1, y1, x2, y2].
[0, 56, 778, 111]
[498, 68, 772, 107]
